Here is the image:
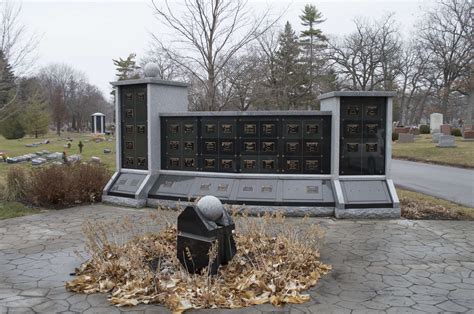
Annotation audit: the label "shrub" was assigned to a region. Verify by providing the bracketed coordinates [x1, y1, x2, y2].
[5, 166, 29, 201]
[0, 114, 25, 139]
[451, 128, 462, 137]
[392, 132, 399, 141]
[26, 163, 111, 208]
[419, 125, 430, 134]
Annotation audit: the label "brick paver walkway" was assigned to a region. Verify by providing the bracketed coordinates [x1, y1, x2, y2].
[0, 205, 473, 313]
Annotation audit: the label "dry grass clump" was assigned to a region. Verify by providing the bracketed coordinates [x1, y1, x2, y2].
[4, 166, 29, 201]
[399, 189, 473, 220]
[66, 211, 331, 312]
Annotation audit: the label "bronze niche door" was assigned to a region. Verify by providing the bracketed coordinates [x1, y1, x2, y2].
[121, 84, 148, 170]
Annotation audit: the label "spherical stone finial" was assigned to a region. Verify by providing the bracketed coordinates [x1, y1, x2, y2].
[144, 62, 160, 78]
[196, 195, 224, 222]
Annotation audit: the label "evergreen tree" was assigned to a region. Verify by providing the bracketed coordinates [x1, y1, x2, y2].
[0, 113, 24, 139]
[0, 49, 16, 109]
[300, 4, 326, 98]
[112, 53, 140, 81]
[21, 93, 50, 138]
[275, 22, 307, 110]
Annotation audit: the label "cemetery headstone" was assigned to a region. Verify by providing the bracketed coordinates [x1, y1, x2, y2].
[440, 124, 451, 135]
[398, 133, 415, 143]
[432, 133, 442, 143]
[430, 113, 443, 133]
[437, 135, 456, 148]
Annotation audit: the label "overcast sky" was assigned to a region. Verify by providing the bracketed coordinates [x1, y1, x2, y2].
[22, 0, 436, 97]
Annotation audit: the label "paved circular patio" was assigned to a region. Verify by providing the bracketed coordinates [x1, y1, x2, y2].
[0, 205, 473, 313]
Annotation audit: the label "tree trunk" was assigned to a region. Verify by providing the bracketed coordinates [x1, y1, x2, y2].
[56, 121, 61, 136]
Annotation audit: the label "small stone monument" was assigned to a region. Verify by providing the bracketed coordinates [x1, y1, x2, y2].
[176, 196, 236, 275]
[437, 135, 456, 148]
[398, 133, 414, 143]
[440, 124, 451, 135]
[430, 113, 443, 133]
[432, 133, 442, 143]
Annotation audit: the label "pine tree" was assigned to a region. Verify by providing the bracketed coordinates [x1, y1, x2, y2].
[300, 4, 326, 98]
[21, 92, 50, 138]
[275, 22, 307, 110]
[112, 53, 140, 81]
[0, 49, 16, 108]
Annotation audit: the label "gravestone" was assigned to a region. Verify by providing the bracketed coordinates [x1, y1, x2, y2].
[437, 135, 456, 148]
[430, 113, 443, 133]
[398, 133, 414, 143]
[440, 124, 451, 135]
[432, 133, 442, 143]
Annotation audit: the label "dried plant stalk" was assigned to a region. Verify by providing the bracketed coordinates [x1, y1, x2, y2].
[66, 210, 331, 313]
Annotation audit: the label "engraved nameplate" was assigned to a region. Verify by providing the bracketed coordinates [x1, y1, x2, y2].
[287, 124, 299, 134]
[262, 142, 275, 152]
[125, 93, 133, 101]
[244, 160, 256, 169]
[347, 143, 359, 152]
[262, 160, 274, 169]
[184, 141, 194, 152]
[367, 106, 378, 116]
[137, 157, 146, 167]
[221, 124, 232, 134]
[164, 180, 173, 188]
[205, 141, 217, 152]
[366, 143, 377, 152]
[306, 160, 319, 170]
[126, 109, 133, 118]
[137, 92, 145, 101]
[169, 141, 179, 150]
[262, 123, 275, 135]
[184, 158, 195, 168]
[184, 124, 194, 134]
[125, 157, 134, 166]
[221, 159, 233, 169]
[366, 124, 378, 135]
[125, 141, 134, 149]
[125, 125, 133, 134]
[244, 141, 257, 152]
[347, 105, 360, 116]
[261, 185, 273, 193]
[169, 158, 180, 167]
[287, 160, 300, 170]
[306, 124, 318, 134]
[204, 159, 216, 168]
[346, 124, 360, 134]
[205, 124, 216, 134]
[137, 125, 146, 134]
[305, 142, 318, 152]
[306, 186, 319, 194]
[217, 184, 228, 192]
[221, 141, 233, 152]
[169, 124, 179, 134]
[244, 124, 256, 135]
[200, 183, 211, 191]
[243, 186, 253, 192]
[286, 142, 299, 152]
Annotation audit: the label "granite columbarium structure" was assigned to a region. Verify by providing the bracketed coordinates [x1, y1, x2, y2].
[103, 65, 399, 218]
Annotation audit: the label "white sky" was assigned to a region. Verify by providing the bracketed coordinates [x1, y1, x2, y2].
[21, 0, 436, 97]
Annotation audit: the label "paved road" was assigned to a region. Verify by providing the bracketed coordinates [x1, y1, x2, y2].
[392, 159, 474, 208]
[1, 205, 474, 313]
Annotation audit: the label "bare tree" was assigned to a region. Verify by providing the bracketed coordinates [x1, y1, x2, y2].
[151, 0, 280, 111]
[141, 44, 183, 81]
[418, 0, 473, 122]
[327, 14, 401, 91]
[0, 0, 39, 75]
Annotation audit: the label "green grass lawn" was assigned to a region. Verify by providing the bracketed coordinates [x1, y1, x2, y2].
[0, 201, 42, 219]
[0, 131, 116, 182]
[392, 134, 474, 168]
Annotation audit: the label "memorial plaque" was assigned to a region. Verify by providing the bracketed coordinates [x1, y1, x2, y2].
[183, 124, 194, 134]
[346, 124, 360, 136]
[221, 124, 232, 134]
[184, 158, 195, 168]
[287, 124, 299, 134]
[243, 141, 257, 153]
[204, 141, 217, 154]
[169, 124, 179, 134]
[240, 155, 259, 173]
[262, 141, 276, 153]
[125, 125, 134, 134]
[203, 158, 217, 170]
[262, 123, 276, 136]
[125, 93, 133, 101]
[205, 124, 216, 134]
[305, 159, 319, 171]
[221, 141, 234, 154]
[126, 141, 134, 150]
[237, 179, 277, 200]
[347, 143, 359, 153]
[367, 105, 378, 117]
[149, 175, 195, 198]
[286, 160, 300, 171]
[184, 141, 195, 152]
[244, 123, 257, 135]
[191, 178, 235, 198]
[109, 173, 147, 196]
[347, 105, 360, 116]
[262, 159, 275, 170]
[169, 157, 180, 168]
[169, 141, 179, 151]
[305, 142, 319, 153]
[366, 124, 378, 135]
[286, 142, 300, 153]
[200, 183, 211, 191]
[221, 159, 233, 170]
[306, 124, 318, 135]
[137, 157, 147, 168]
[137, 92, 145, 101]
[243, 159, 256, 169]
[126, 109, 133, 118]
[125, 157, 134, 166]
[261, 185, 273, 193]
[366, 143, 377, 152]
